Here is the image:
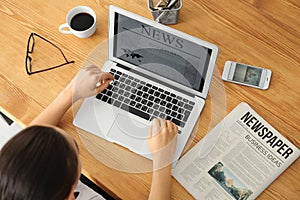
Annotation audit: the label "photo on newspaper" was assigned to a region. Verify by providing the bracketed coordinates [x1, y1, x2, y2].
[208, 162, 252, 200]
[172, 102, 299, 200]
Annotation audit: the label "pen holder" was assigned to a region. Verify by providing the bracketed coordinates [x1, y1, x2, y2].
[148, 0, 182, 24]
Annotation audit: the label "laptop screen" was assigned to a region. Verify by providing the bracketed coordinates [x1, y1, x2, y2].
[113, 13, 212, 93]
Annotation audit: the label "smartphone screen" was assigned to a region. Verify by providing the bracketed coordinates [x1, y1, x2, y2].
[232, 63, 263, 86]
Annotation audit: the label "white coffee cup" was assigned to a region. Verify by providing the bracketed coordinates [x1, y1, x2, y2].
[59, 6, 97, 38]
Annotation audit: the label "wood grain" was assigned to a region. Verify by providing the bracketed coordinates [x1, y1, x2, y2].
[0, 0, 299, 199]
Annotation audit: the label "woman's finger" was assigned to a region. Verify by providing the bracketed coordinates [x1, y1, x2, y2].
[99, 72, 114, 82]
[95, 80, 113, 94]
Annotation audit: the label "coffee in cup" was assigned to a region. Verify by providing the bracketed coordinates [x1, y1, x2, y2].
[59, 6, 96, 38]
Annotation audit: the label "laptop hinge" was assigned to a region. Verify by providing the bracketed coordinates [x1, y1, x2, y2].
[116, 63, 195, 98]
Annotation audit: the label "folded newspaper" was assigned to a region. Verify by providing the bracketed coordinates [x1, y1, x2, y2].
[172, 102, 299, 200]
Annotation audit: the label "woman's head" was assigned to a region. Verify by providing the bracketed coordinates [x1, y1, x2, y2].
[0, 125, 80, 200]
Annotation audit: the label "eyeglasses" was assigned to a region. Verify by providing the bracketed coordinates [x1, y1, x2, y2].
[25, 33, 74, 75]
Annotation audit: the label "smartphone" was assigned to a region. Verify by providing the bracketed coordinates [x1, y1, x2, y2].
[222, 61, 272, 90]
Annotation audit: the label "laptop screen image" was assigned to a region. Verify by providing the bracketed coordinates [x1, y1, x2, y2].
[112, 13, 212, 93]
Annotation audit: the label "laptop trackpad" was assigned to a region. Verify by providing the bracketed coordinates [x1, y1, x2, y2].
[107, 114, 150, 154]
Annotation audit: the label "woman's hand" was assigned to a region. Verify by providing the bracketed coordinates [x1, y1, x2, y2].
[148, 118, 178, 167]
[69, 65, 114, 102]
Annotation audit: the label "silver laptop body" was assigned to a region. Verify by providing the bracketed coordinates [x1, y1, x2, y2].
[73, 5, 219, 162]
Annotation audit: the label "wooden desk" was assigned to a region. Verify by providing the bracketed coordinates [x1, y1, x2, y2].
[0, 0, 299, 199]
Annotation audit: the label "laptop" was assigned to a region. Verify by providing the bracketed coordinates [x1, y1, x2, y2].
[73, 5, 219, 162]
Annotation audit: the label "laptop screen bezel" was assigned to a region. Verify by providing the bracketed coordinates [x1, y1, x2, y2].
[108, 5, 219, 99]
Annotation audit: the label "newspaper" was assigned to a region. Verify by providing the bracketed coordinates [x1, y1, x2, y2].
[75, 180, 106, 200]
[172, 102, 299, 200]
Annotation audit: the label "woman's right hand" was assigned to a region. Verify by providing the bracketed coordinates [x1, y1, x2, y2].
[148, 118, 178, 167]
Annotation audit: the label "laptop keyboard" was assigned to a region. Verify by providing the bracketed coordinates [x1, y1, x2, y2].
[96, 68, 195, 133]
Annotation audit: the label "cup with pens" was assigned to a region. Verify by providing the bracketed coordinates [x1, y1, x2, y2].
[148, 0, 182, 24]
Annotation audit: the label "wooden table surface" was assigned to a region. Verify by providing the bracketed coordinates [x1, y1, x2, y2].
[0, 0, 299, 199]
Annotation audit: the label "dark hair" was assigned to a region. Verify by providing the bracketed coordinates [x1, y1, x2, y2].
[0, 125, 79, 200]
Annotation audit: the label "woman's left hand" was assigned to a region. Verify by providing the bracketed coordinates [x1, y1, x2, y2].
[69, 65, 114, 101]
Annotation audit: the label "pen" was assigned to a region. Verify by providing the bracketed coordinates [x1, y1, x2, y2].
[152, 0, 178, 10]
[165, 0, 178, 8]
[154, 0, 178, 23]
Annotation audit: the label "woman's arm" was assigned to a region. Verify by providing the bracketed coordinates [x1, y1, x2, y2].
[149, 164, 173, 200]
[29, 85, 73, 126]
[29, 65, 113, 126]
[148, 119, 178, 200]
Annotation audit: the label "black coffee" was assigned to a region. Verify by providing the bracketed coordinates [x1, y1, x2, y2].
[70, 13, 94, 31]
